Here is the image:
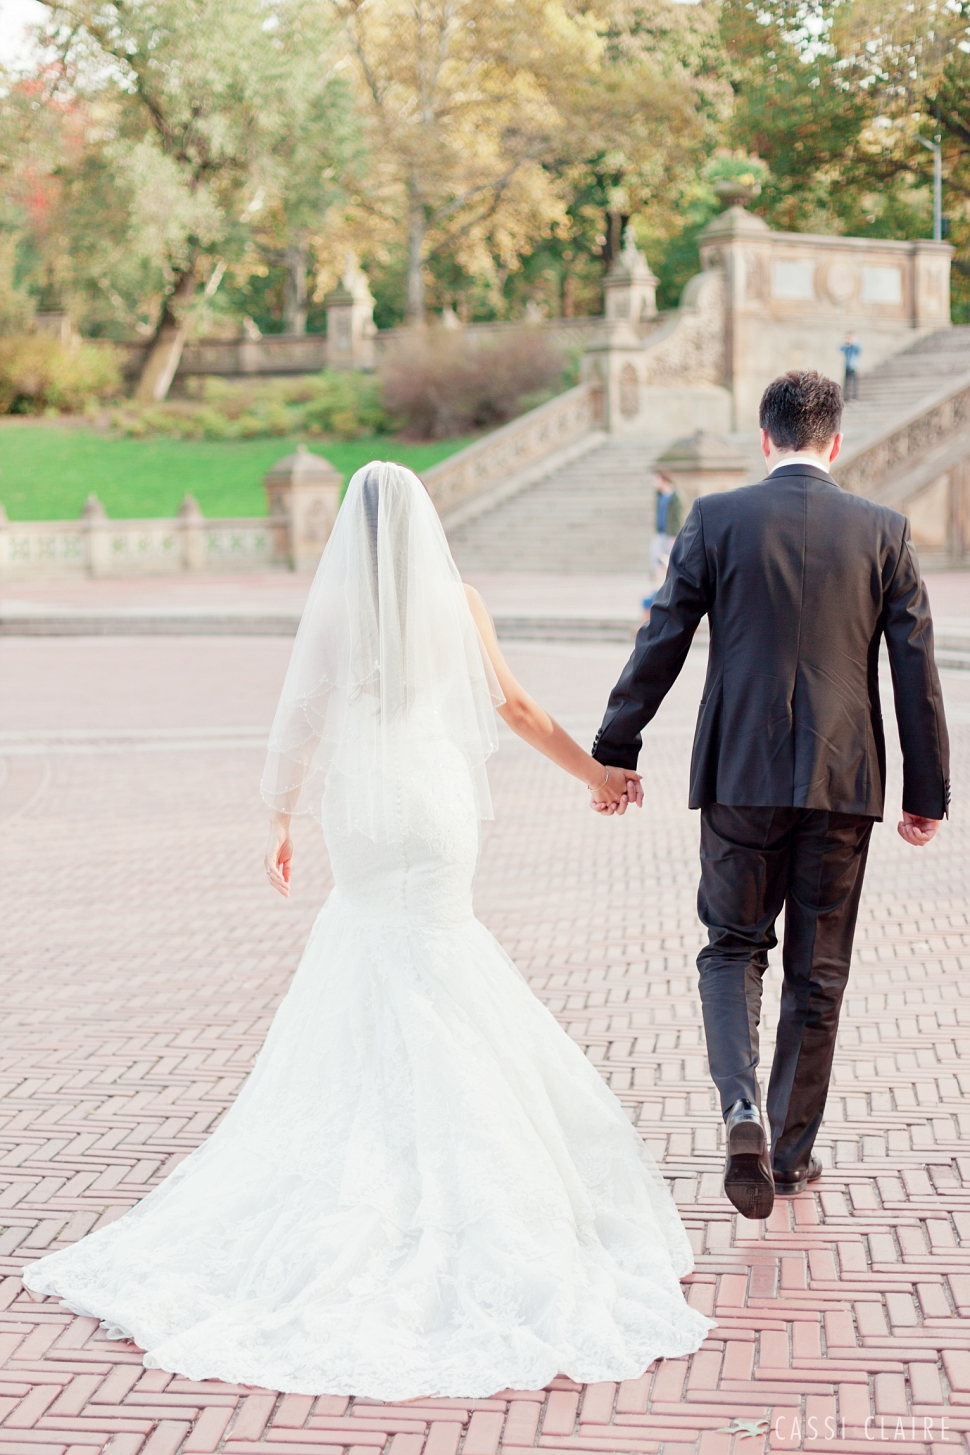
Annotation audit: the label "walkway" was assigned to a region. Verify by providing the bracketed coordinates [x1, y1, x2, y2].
[0, 576, 968, 1455]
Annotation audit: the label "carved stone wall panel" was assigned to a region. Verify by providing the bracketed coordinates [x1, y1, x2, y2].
[619, 363, 640, 419]
[744, 252, 768, 303]
[640, 272, 726, 388]
[835, 379, 970, 501]
[821, 261, 858, 305]
[423, 383, 599, 516]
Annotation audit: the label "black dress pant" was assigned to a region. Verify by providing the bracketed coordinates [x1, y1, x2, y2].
[696, 805, 874, 1175]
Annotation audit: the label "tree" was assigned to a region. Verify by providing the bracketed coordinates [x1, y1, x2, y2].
[719, 0, 881, 235]
[37, 0, 352, 395]
[719, 0, 970, 238]
[0, 65, 87, 331]
[333, 0, 609, 324]
[833, 0, 970, 314]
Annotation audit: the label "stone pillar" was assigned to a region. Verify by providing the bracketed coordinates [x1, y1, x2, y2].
[325, 253, 377, 371]
[602, 227, 658, 335]
[82, 493, 112, 577]
[949, 458, 970, 563]
[263, 445, 343, 572]
[179, 494, 207, 570]
[34, 310, 73, 344]
[581, 319, 647, 434]
[912, 241, 953, 329]
[654, 431, 749, 509]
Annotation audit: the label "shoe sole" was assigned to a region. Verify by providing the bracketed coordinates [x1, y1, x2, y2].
[724, 1119, 774, 1219]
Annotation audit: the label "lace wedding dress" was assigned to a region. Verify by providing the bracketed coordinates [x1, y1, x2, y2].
[24, 465, 711, 1400]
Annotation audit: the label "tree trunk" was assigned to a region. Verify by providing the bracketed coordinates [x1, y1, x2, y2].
[283, 242, 308, 335]
[135, 266, 197, 403]
[405, 202, 426, 325]
[602, 212, 630, 269]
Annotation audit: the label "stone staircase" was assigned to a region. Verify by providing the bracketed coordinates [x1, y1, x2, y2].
[449, 326, 970, 581]
[841, 325, 970, 446]
[447, 334, 970, 659]
[448, 437, 669, 575]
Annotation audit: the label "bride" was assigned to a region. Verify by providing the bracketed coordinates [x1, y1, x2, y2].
[23, 462, 711, 1399]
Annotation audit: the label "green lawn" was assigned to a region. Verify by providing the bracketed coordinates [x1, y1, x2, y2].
[0, 423, 471, 521]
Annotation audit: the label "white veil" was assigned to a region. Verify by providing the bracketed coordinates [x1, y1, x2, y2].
[260, 461, 502, 841]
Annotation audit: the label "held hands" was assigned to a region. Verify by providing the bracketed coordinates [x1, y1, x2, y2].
[897, 811, 941, 847]
[264, 818, 293, 897]
[588, 765, 644, 816]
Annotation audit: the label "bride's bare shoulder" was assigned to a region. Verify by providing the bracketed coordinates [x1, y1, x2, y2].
[462, 582, 489, 619]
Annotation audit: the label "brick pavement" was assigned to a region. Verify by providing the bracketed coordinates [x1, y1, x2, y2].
[1, 628, 969, 1455]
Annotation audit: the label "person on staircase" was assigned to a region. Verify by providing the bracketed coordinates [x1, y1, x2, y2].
[642, 469, 684, 619]
[840, 333, 861, 401]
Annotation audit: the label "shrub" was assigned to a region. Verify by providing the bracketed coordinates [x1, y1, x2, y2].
[112, 369, 389, 441]
[378, 325, 567, 440]
[0, 335, 122, 414]
[299, 371, 386, 439]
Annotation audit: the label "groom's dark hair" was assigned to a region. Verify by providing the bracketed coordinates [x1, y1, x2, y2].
[759, 370, 843, 450]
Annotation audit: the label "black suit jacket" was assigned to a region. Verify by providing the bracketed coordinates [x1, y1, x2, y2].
[593, 463, 950, 821]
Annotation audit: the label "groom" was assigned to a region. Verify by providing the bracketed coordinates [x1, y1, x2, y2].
[590, 370, 950, 1219]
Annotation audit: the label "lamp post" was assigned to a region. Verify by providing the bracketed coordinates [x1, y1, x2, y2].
[916, 134, 943, 243]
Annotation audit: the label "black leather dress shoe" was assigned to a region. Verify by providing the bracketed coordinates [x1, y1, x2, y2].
[773, 1155, 823, 1196]
[723, 1099, 774, 1219]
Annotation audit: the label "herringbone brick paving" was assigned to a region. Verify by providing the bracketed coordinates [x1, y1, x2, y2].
[1, 628, 968, 1455]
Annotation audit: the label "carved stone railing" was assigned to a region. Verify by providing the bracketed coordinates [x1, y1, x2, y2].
[423, 382, 603, 519]
[0, 502, 282, 581]
[107, 316, 603, 382]
[109, 334, 330, 380]
[834, 370, 970, 502]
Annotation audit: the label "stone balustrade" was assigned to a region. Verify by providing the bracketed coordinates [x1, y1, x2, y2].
[832, 369, 970, 562]
[423, 382, 602, 519]
[108, 315, 604, 383]
[834, 369, 970, 501]
[0, 496, 283, 581]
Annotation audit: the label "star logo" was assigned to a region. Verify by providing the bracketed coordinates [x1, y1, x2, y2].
[717, 1418, 771, 1439]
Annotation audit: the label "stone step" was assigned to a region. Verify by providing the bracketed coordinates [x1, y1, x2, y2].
[448, 437, 671, 576]
[833, 326, 970, 447]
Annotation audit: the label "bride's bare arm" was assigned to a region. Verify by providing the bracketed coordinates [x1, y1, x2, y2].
[464, 585, 642, 814]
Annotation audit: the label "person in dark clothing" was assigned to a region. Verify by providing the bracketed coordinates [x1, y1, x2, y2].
[643, 470, 685, 616]
[591, 370, 949, 1219]
[840, 333, 861, 400]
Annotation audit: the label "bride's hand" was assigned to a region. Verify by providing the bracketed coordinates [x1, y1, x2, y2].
[589, 766, 643, 815]
[264, 819, 293, 897]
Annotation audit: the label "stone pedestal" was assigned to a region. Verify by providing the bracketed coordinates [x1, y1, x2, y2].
[654, 431, 749, 508]
[178, 494, 206, 569]
[581, 320, 733, 439]
[581, 320, 647, 434]
[34, 310, 74, 344]
[325, 254, 377, 371]
[603, 227, 658, 335]
[264, 445, 342, 572]
[82, 493, 112, 577]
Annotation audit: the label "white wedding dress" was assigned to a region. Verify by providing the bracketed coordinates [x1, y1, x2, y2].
[24, 464, 711, 1400]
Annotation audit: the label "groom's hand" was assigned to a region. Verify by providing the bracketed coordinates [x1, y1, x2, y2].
[589, 767, 643, 815]
[897, 811, 941, 847]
